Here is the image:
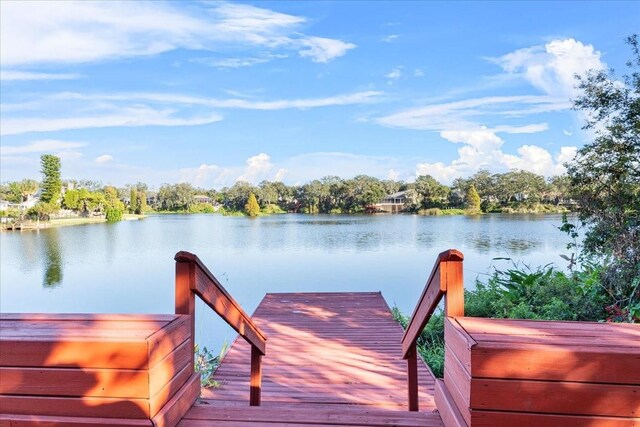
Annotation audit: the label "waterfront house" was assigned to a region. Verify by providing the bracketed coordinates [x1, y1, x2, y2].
[374, 191, 408, 213]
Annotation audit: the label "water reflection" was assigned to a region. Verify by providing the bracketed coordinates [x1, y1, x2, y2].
[41, 229, 63, 288]
[1, 213, 571, 319]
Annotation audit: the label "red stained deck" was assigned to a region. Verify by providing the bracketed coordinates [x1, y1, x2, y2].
[179, 292, 443, 426]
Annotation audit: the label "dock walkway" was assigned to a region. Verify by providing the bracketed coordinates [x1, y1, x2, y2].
[179, 292, 442, 426]
[3, 250, 638, 427]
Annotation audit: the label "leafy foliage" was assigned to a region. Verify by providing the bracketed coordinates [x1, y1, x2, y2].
[567, 34, 640, 309]
[465, 185, 481, 213]
[394, 261, 613, 377]
[194, 343, 228, 389]
[39, 154, 62, 205]
[245, 192, 261, 217]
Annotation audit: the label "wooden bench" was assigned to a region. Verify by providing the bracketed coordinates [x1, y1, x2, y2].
[437, 316, 640, 427]
[0, 313, 200, 426]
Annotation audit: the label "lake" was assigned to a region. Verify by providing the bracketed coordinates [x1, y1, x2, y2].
[0, 213, 573, 350]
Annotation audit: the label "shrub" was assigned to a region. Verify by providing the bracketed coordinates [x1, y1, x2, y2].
[394, 261, 611, 377]
[262, 203, 286, 214]
[105, 207, 123, 222]
[189, 203, 215, 214]
[245, 193, 260, 217]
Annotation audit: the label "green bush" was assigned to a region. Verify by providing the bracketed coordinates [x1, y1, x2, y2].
[105, 207, 123, 222]
[394, 261, 611, 377]
[262, 203, 286, 214]
[189, 203, 215, 214]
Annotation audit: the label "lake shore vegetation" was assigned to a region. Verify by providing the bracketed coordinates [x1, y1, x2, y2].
[2, 164, 578, 228]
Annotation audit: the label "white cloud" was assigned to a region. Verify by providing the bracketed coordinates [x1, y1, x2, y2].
[0, 1, 354, 67]
[2, 89, 381, 135]
[1, 108, 223, 136]
[298, 36, 356, 63]
[179, 163, 222, 187]
[556, 146, 578, 165]
[492, 39, 605, 97]
[274, 168, 288, 182]
[0, 71, 81, 81]
[385, 67, 403, 80]
[413, 69, 424, 77]
[95, 154, 114, 164]
[377, 95, 563, 131]
[192, 53, 288, 69]
[381, 35, 399, 43]
[563, 128, 573, 136]
[0, 139, 85, 155]
[177, 154, 289, 187]
[415, 128, 577, 183]
[491, 123, 549, 134]
[237, 153, 274, 182]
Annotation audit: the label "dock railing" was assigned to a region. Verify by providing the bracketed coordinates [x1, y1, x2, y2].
[175, 251, 267, 406]
[401, 249, 464, 411]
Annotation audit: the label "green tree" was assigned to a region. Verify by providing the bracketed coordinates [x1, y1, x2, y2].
[104, 186, 124, 222]
[130, 188, 139, 214]
[18, 179, 39, 202]
[63, 189, 81, 210]
[412, 175, 450, 209]
[245, 192, 260, 217]
[39, 155, 62, 205]
[567, 34, 640, 308]
[138, 191, 148, 214]
[465, 185, 481, 213]
[27, 202, 58, 221]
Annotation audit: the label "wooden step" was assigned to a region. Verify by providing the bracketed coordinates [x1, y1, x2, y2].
[178, 400, 443, 426]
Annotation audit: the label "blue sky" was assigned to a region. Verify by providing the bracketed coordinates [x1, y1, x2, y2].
[1, 1, 638, 189]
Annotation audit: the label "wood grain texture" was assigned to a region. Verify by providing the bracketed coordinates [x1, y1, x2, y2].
[0, 313, 191, 424]
[440, 315, 640, 425]
[434, 379, 468, 427]
[0, 414, 152, 427]
[174, 251, 266, 355]
[195, 292, 440, 424]
[402, 249, 464, 358]
[470, 410, 640, 427]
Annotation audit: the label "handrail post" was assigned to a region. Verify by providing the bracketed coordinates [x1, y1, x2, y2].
[175, 259, 196, 373]
[407, 346, 419, 411]
[402, 249, 464, 412]
[250, 345, 262, 406]
[442, 258, 464, 317]
[174, 251, 267, 407]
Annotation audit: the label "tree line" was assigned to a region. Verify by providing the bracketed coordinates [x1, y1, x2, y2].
[2, 162, 575, 220]
[152, 170, 573, 215]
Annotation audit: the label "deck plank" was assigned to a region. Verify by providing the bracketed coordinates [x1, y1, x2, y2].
[185, 292, 441, 426]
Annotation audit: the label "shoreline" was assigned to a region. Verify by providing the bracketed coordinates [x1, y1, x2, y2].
[2, 209, 572, 231]
[1, 214, 144, 231]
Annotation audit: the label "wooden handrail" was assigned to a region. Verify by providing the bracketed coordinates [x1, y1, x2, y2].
[175, 251, 267, 406]
[401, 249, 463, 411]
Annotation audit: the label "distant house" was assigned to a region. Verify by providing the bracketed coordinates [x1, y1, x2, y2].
[373, 191, 408, 213]
[146, 192, 158, 207]
[381, 191, 407, 205]
[193, 195, 212, 204]
[20, 192, 40, 210]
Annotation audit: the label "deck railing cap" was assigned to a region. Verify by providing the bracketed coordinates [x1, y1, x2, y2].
[437, 249, 464, 262]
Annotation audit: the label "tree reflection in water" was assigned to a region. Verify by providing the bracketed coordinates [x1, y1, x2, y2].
[42, 228, 63, 288]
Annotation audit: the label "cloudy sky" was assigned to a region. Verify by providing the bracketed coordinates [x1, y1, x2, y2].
[1, 1, 637, 188]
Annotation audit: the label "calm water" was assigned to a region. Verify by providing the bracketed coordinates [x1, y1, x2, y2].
[0, 213, 572, 349]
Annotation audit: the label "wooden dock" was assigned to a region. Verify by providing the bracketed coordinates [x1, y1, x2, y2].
[2, 250, 639, 427]
[179, 292, 442, 426]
